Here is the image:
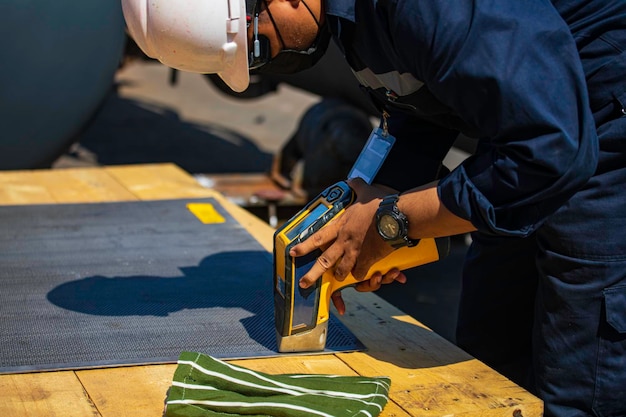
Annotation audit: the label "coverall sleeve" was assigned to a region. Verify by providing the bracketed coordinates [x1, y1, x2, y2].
[390, 0, 599, 236]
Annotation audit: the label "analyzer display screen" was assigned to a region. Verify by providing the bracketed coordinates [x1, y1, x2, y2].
[285, 203, 328, 240]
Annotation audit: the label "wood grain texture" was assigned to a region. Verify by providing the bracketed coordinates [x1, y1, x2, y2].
[0, 372, 99, 417]
[76, 365, 177, 417]
[336, 291, 543, 416]
[104, 163, 213, 200]
[0, 167, 137, 205]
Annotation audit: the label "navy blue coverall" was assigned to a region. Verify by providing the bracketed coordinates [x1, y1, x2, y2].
[324, 0, 626, 415]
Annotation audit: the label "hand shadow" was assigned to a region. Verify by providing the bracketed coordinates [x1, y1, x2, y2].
[47, 250, 279, 353]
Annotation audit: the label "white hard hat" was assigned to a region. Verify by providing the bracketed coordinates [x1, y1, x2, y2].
[121, 0, 250, 92]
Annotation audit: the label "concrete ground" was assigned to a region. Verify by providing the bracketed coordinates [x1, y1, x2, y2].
[54, 61, 318, 173]
[55, 60, 468, 343]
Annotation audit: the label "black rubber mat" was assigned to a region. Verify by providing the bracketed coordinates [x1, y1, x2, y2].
[0, 198, 364, 374]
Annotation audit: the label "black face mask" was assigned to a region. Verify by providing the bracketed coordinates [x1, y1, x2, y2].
[253, 25, 330, 74]
[248, 0, 331, 75]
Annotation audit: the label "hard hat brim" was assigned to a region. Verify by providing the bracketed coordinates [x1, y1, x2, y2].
[218, 0, 250, 93]
[122, 0, 250, 93]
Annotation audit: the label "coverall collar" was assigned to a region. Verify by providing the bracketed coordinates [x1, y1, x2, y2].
[324, 0, 356, 22]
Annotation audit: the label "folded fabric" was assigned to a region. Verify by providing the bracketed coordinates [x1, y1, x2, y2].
[165, 351, 391, 417]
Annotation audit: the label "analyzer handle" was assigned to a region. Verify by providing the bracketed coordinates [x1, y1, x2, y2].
[315, 237, 447, 325]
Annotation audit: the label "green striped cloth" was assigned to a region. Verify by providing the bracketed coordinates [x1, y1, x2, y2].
[165, 352, 391, 417]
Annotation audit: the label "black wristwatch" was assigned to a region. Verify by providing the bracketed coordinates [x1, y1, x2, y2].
[375, 194, 419, 249]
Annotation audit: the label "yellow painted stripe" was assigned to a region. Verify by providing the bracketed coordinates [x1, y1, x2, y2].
[187, 203, 226, 224]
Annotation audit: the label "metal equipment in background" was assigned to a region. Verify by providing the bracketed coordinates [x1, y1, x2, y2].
[0, 1, 126, 169]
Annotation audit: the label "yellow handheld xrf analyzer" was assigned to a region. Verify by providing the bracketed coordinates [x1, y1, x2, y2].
[272, 127, 450, 353]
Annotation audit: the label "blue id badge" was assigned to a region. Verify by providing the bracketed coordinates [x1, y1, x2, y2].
[347, 127, 396, 185]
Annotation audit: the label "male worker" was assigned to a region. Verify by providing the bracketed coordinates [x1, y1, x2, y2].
[122, 0, 626, 415]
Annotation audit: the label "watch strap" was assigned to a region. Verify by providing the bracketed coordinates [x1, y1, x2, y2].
[376, 194, 419, 248]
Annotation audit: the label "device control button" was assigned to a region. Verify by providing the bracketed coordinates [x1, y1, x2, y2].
[326, 186, 343, 203]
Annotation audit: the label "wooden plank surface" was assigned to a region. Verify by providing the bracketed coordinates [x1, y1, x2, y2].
[0, 167, 136, 205]
[335, 293, 542, 417]
[0, 164, 543, 417]
[0, 372, 98, 417]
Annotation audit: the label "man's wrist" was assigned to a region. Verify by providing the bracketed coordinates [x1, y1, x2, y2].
[375, 194, 420, 248]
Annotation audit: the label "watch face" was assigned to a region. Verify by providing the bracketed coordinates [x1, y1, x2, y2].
[378, 214, 399, 239]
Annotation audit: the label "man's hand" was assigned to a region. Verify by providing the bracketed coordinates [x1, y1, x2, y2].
[290, 178, 396, 289]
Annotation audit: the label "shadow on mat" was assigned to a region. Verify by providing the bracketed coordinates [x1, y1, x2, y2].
[45, 250, 468, 368]
[47, 250, 277, 351]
